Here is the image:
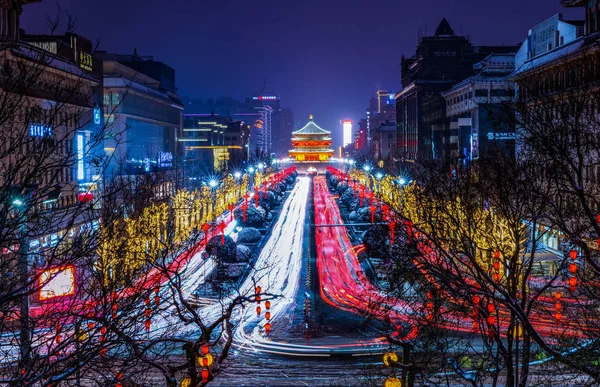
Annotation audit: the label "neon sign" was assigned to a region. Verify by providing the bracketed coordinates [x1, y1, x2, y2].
[253, 96, 278, 100]
[29, 124, 52, 137]
[39, 266, 76, 301]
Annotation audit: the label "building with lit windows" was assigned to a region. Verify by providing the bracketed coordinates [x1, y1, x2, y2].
[181, 113, 248, 174]
[289, 115, 334, 162]
[96, 51, 183, 175]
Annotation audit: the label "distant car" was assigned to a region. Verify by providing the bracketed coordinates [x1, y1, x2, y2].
[307, 167, 318, 176]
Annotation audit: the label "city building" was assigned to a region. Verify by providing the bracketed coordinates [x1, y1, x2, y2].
[371, 122, 397, 167]
[367, 90, 395, 146]
[289, 115, 334, 162]
[342, 120, 353, 147]
[96, 51, 183, 175]
[278, 107, 294, 158]
[442, 53, 517, 162]
[0, 2, 105, 210]
[396, 18, 519, 162]
[181, 113, 249, 174]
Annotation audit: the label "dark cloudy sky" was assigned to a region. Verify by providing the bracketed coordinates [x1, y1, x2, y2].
[21, 0, 580, 146]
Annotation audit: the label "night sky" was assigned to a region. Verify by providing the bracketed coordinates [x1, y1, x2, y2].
[22, 0, 579, 147]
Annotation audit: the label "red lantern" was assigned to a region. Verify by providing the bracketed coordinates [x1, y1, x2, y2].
[218, 222, 226, 245]
[493, 261, 500, 271]
[145, 308, 151, 318]
[426, 313, 433, 321]
[145, 298, 150, 306]
[472, 320, 479, 332]
[100, 347, 107, 357]
[88, 321, 95, 330]
[265, 322, 271, 334]
[255, 286, 262, 295]
[265, 300, 271, 309]
[144, 320, 151, 332]
[555, 312, 562, 321]
[555, 302, 562, 310]
[201, 223, 210, 245]
[202, 357, 209, 367]
[265, 311, 271, 320]
[493, 273, 500, 283]
[569, 276, 577, 291]
[569, 263, 577, 274]
[228, 204, 235, 221]
[569, 250, 577, 260]
[202, 369, 209, 382]
[256, 306, 261, 316]
[243, 193, 250, 206]
[201, 345, 209, 355]
[555, 291, 562, 300]
[256, 295, 261, 302]
[254, 193, 259, 207]
[369, 205, 376, 223]
[487, 302, 495, 313]
[155, 296, 160, 306]
[487, 315, 495, 325]
[597, 214, 600, 223]
[426, 302, 434, 310]
[473, 295, 481, 305]
[100, 326, 107, 335]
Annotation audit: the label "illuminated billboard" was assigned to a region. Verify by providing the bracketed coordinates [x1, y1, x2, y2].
[39, 266, 76, 301]
[342, 120, 353, 147]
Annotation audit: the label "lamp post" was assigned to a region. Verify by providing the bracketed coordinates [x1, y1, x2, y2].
[248, 166, 256, 190]
[208, 179, 219, 221]
[375, 172, 384, 195]
[12, 197, 30, 366]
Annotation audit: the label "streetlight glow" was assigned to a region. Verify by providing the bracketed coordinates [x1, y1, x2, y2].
[376, 172, 384, 180]
[234, 171, 242, 179]
[248, 166, 255, 173]
[363, 165, 371, 172]
[398, 178, 407, 186]
[209, 179, 218, 188]
[12, 198, 24, 206]
[258, 162, 265, 170]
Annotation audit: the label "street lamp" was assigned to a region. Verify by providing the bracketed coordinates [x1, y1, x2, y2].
[363, 164, 372, 172]
[207, 179, 219, 220]
[257, 162, 265, 171]
[398, 178, 407, 186]
[233, 171, 242, 180]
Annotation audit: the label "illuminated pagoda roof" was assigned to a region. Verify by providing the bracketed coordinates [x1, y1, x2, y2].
[292, 115, 330, 136]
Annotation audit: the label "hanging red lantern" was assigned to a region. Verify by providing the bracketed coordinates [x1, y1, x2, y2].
[243, 193, 249, 206]
[554, 291, 562, 300]
[487, 302, 495, 313]
[569, 250, 577, 260]
[100, 326, 107, 335]
[472, 320, 479, 332]
[202, 357, 209, 367]
[256, 306, 261, 316]
[255, 286, 261, 295]
[487, 315, 496, 325]
[369, 205, 376, 223]
[265, 300, 271, 309]
[256, 295, 261, 302]
[493, 261, 500, 271]
[555, 302, 562, 310]
[426, 313, 433, 321]
[473, 295, 481, 305]
[144, 319, 151, 332]
[218, 222, 226, 245]
[202, 369, 209, 383]
[100, 347, 107, 357]
[493, 273, 500, 283]
[494, 250, 500, 259]
[145, 308, 151, 318]
[597, 214, 600, 223]
[265, 311, 271, 320]
[254, 193, 259, 207]
[228, 204, 235, 221]
[201, 345, 209, 355]
[155, 296, 160, 306]
[264, 322, 271, 334]
[201, 223, 210, 245]
[569, 276, 577, 291]
[569, 263, 577, 274]
[88, 321, 95, 330]
[555, 312, 562, 321]
[145, 298, 150, 306]
[426, 291, 432, 299]
[426, 302, 434, 310]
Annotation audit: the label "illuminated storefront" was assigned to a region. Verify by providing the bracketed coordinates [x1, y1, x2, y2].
[289, 115, 334, 162]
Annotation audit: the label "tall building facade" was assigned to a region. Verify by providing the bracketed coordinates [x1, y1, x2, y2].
[96, 51, 183, 175]
[396, 18, 519, 162]
[181, 113, 249, 174]
[442, 54, 517, 162]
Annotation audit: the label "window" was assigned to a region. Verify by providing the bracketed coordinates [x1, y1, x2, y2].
[475, 89, 488, 97]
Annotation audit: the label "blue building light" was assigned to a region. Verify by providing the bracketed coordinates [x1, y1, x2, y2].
[29, 124, 52, 137]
